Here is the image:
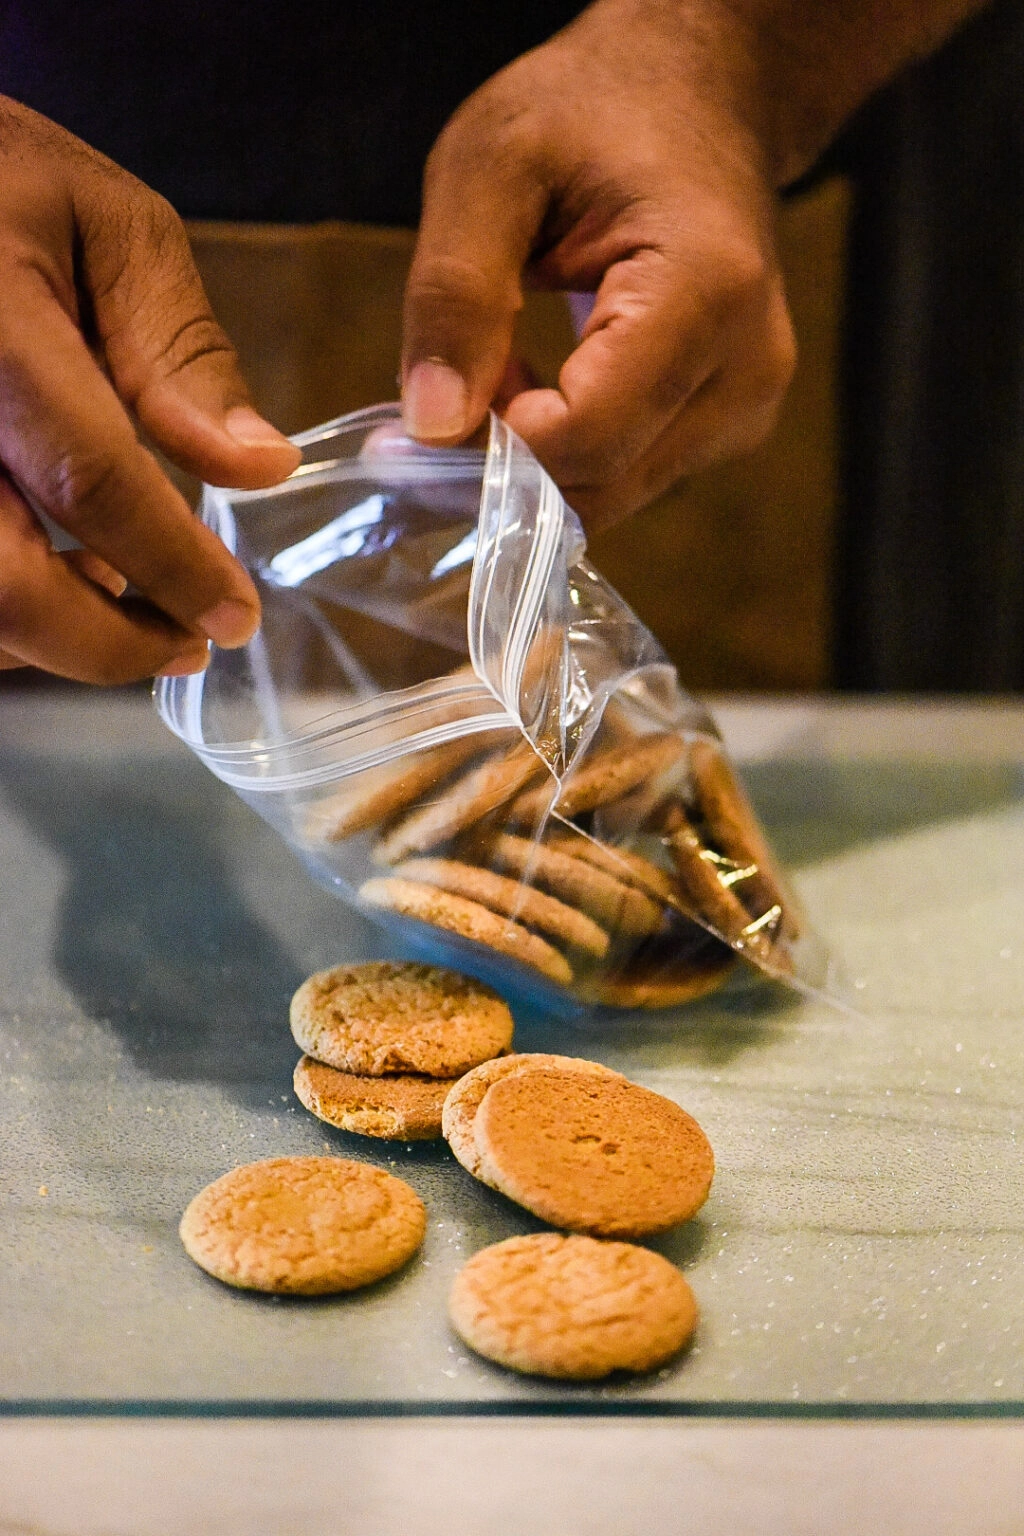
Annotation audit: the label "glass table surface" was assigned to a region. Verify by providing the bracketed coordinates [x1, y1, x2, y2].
[1, 688, 1022, 1415]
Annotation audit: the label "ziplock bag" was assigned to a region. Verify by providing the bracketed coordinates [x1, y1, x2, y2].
[156, 404, 827, 1013]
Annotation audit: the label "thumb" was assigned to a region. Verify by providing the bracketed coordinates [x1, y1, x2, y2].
[77, 176, 300, 489]
[401, 108, 547, 445]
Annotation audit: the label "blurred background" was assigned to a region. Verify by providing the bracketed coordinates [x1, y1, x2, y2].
[0, 0, 1019, 694]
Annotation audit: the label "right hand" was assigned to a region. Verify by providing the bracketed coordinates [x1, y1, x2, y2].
[400, 0, 796, 532]
[0, 97, 301, 684]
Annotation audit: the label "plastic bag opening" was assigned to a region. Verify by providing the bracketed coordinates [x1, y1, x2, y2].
[156, 404, 832, 1015]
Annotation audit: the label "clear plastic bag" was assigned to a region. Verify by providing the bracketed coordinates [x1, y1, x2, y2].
[156, 404, 827, 1013]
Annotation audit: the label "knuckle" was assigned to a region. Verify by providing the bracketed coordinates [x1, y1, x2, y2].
[709, 234, 772, 315]
[157, 311, 237, 380]
[405, 254, 518, 338]
[429, 75, 542, 179]
[39, 440, 133, 532]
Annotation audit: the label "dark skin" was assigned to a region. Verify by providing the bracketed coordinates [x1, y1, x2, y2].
[0, 97, 299, 682]
[0, 0, 989, 682]
[401, 0, 991, 528]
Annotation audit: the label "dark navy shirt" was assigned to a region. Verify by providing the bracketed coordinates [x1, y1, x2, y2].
[0, 1, 584, 224]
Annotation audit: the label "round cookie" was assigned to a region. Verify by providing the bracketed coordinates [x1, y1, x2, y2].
[545, 831, 680, 907]
[294, 1055, 455, 1140]
[179, 1156, 426, 1294]
[585, 951, 737, 1010]
[304, 735, 483, 844]
[448, 1232, 697, 1379]
[289, 960, 514, 1077]
[477, 831, 664, 937]
[391, 856, 610, 958]
[375, 743, 545, 864]
[511, 734, 685, 824]
[442, 1052, 626, 1181]
[474, 1069, 714, 1237]
[359, 877, 574, 987]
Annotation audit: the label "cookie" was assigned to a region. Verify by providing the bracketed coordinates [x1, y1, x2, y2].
[584, 949, 737, 1009]
[476, 831, 664, 938]
[304, 736, 486, 844]
[359, 877, 574, 987]
[375, 743, 546, 864]
[510, 734, 685, 825]
[544, 830, 680, 907]
[687, 736, 799, 938]
[664, 805, 791, 977]
[448, 1232, 697, 1379]
[474, 1068, 714, 1237]
[289, 960, 514, 1077]
[390, 857, 610, 959]
[293, 1055, 454, 1140]
[179, 1155, 426, 1294]
[442, 1052, 626, 1182]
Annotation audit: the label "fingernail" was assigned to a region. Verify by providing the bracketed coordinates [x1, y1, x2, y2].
[224, 405, 295, 450]
[196, 598, 258, 648]
[403, 359, 468, 440]
[157, 651, 209, 678]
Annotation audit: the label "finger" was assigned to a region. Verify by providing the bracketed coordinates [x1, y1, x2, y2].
[504, 260, 795, 515]
[0, 265, 261, 648]
[65, 548, 128, 597]
[532, 287, 796, 531]
[401, 95, 548, 444]
[77, 174, 301, 492]
[0, 474, 209, 683]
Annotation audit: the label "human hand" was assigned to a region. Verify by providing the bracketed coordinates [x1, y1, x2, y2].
[400, 0, 796, 531]
[0, 98, 300, 683]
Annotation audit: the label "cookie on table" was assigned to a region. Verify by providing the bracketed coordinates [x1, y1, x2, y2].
[390, 856, 610, 959]
[442, 1052, 626, 1182]
[290, 960, 514, 1078]
[510, 733, 685, 825]
[179, 1156, 426, 1294]
[293, 1055, 455, 1141]
[448, 1232, 698, 1379]
[473, 1068, 714, 1238]
[476, 831, 664, 938]
[374, 743, 545, 864]
[359, 877, 574, 987]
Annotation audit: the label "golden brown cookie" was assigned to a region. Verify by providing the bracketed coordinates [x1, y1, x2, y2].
[178, 1156, 426, 1294]
[375, 743, 546, 864]
[474, 1068, 714, 1237]
[304, 736, 485, 844]
[544, 831, 680, 907]
[390, 857, 610, 958]
[510, 734, 685, 825]
[476, 831, 664, 938]
[584, 950, 737, 1009]
[687, 736, 799, 939]
[448, 1232, 698, 1379]
[359, 877, 574, 987]
[442, 1052, 626, 1181]
[290, 960, 514, 1077]
[664, 805, 792, 978]
[293, 1055, 454, 1140]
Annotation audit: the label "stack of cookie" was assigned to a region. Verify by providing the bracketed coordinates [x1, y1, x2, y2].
[289, 960, 515, 1141]
[306, 698, 796, 1007]
[182, 960, 716, 1382]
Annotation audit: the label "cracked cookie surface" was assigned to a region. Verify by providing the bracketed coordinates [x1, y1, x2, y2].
[179, 1155, 426, 1294]
[449, 1232, 697, 1379]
